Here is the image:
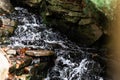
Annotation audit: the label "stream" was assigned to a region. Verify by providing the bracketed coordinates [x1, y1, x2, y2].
[2, 7, 104, 80]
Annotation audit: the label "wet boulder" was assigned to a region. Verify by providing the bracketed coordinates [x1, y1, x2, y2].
[1, 18, 16, 27]
[0, 17, 17, 34]
[0, 17, 17, 44]
[0, 26, 15, 44]
[0, 0, 14, 14]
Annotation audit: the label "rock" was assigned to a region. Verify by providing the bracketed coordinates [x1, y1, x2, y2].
[0, 17, 17, 35]
[30, 62, 49, 79]
[0, 17, 17, 44]
[25, 50, 54, 57]
[7, 48, 55, 80]
[38, 0, 105, 46]
[31, 62, 48, 74]
[16, 57, 32, 70]
[1, 18, 16, 27]
[78, 18, 92, 25]
[0, 37, 11, 44]
[0, 48, 10, 80]
[0, 26, 14, 35]
[11, 0, 42, 7]
[9, 56, 32, 74]
[14, 74, 29, 80]
[0, 26, 14, 44]
[23, 0, 42, 7]
[6, 49, 16, 55]
[76, 24, 103, 44]
[0, 0, 14, 14]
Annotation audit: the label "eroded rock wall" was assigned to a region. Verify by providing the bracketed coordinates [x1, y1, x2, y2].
[42, 0, 105, 46]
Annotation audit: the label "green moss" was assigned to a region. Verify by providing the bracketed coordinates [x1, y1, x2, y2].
[91, 0, 113, 10]
[90, 0, 117, 18]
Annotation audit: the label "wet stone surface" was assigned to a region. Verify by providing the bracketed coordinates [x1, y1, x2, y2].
[0, 0, 13, 14]
[0, 16, 17, 45]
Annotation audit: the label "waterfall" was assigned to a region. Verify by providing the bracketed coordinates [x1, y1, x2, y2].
[0, 7, 103, 80]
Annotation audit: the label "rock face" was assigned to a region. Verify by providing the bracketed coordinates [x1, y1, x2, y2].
[44, 0, 106, 45]
[0, 0, 13, 14]
[17, 0, 106, 46]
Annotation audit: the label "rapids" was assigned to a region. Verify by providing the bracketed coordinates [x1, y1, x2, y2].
[2, 7, 103, 80]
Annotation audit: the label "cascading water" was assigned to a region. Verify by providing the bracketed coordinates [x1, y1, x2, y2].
[4, 7, 103, 80]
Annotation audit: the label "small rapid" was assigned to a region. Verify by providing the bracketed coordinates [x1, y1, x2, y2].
[3, 7, 103, 80]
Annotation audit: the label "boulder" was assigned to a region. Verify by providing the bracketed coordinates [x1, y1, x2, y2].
[1, 18, 16, 27]
[0, 0, 14, 14]
[0, 26, 14, 44]
[0, 17, 17, 44]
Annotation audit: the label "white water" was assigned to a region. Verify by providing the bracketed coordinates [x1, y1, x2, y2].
[4, 7, 104, 80]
